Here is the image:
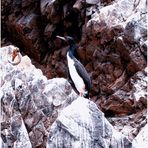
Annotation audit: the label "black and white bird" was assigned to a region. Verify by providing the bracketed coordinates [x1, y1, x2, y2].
[56, 35, 91, 98]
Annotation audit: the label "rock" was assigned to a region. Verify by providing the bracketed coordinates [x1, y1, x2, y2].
[115, 37, 131, 61]
[80, 0, 147, 98]
[2, 0, 48, 62]
[139, 40, 147, 59]
[85, 41, 98, 61]
[132, 123, 148, 148]
[1, 117, 32, 148]
[86, 0, 100, 5]
[0, 45, 135, 148]
[47, 97, 132, 148]
[7, 13, 46, 62]
[107, 109, 147, 141]
[1, 0, 148, 145]
[107, 70, 127, 93]
[0, 45, 78, 147]
[40, 0, 61, 24]
[127, 48, 146, 75]
[44, 23, 56, 39]
[1, 0, 147, 115]
[101, 68, 147, 116]
[2, 0, 85, 62]
[55, 62, 67, 77]
[73, 0, 85, 11]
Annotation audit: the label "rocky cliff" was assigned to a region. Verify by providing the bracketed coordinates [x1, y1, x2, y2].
[0, 45, 137, 147]
[1, 0, 148, 147]
[0, 46, 147, 147]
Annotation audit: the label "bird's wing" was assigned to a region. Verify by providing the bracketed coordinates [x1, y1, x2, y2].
[74, 58, 91, 92]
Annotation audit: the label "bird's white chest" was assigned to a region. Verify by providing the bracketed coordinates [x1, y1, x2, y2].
[67, 54, 85, 92]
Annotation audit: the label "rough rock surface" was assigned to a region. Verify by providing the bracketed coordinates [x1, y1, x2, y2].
[83, 0, 147, 98]
[2, 0, 147, 102]
[132, 123, 148, 148]
[0, 45, 78, 147]
[0, 44, 147, 147]
[0, 45, 132, 148]
[99, 68, 147, 116]
[47, 97, 131, 148]
[1, 0, 46, 61]
[1, 0, 147, 147]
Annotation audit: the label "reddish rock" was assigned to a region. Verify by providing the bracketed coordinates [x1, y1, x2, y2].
[55, 62, 67, 77]
[77, 46, 86, 62]
[113, 67, 124, 78]
[127, 48, 146, 75]
[115, 37, 131, 61]
[85, 62, 94, 72]
[102, 62, 114, 74]
[2, 0, 147, 119]
[40, 0, 61, 24]
[6, 12, 47, 62]
[44, 23, 56, 39]
[101, 68, 147, 116]
[108, 71, 127, 92]
[85, 41, 99, 61]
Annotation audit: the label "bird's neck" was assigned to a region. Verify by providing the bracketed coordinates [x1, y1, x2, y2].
[68, 44, 76, 59]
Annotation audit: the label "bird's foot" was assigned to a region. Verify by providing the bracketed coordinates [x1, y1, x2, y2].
[79, 92, 83, 97]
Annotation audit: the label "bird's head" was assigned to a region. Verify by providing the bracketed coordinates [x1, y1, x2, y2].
[56, 35, 75, 45]
[56, 35, 78, 58]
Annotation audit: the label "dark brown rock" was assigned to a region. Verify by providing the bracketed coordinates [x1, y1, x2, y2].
[101, 68, 147, 116]
[40, 0, 60, 24]
[127, 48, 146, 75]
[44, 23, 56, 39]
[55, 62, 67, 77]
[85, 42, 99, 61]
[6, 12, 47, 62]
[77, 46, 86, 62]
[115, 37, 131, 61]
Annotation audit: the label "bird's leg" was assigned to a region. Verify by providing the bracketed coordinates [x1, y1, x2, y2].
[79, 92, 83, 97]
[79, 86, 85, 97]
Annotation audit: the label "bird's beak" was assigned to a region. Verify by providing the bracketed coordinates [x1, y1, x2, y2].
[56, 35, 66, 41]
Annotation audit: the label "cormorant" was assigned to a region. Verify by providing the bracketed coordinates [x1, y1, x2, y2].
[56, 35, 91, 98]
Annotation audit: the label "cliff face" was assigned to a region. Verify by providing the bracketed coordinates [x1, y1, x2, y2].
[2, 0, 147, 116]
[0, 45, 133, 148]
[0, 45, 78, 147]
[46, 97, 131, 148]
[1, 0, 147, 147]
[0, 45, 147, 147]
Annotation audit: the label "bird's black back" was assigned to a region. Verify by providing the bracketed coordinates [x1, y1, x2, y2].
[73, 58, 91, 98]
